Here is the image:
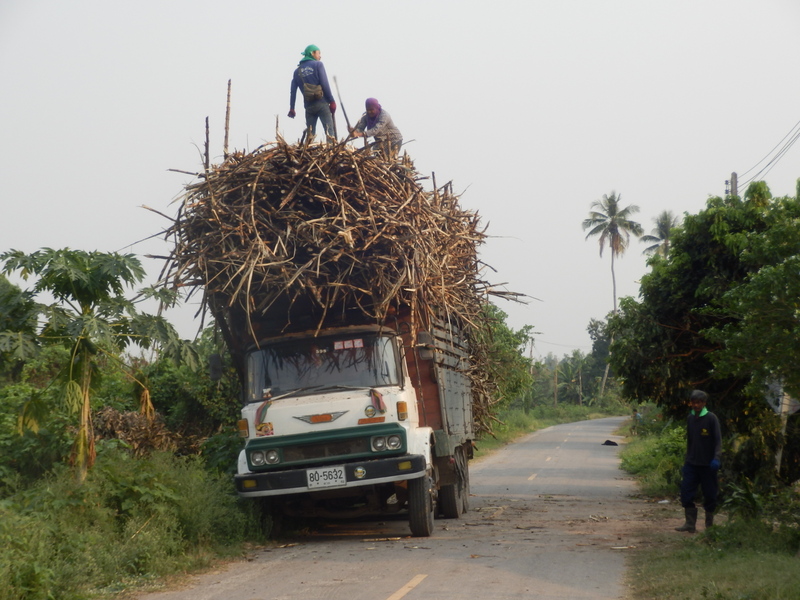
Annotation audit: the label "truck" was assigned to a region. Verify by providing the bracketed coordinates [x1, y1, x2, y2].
[229, 305, 473, 537]
[166, 139, 490, 537]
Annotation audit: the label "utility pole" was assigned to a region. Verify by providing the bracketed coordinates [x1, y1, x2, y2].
[553, 363, 558, 408]
[730, 172, 738, 197]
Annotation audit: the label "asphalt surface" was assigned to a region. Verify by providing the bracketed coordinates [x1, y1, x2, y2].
[135, 417, 645, 600]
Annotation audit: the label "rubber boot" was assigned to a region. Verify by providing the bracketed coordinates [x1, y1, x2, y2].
[675, 506, 697, 533]
[705, 510, 714, 528]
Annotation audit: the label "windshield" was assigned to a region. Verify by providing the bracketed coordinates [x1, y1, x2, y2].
[246, 333, 401, 402]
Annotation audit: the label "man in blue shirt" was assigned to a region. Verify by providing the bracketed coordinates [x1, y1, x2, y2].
[675, 389, 722, 532]
[288, 44, 337, 140]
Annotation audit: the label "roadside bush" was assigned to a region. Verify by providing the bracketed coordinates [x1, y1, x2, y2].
[0, 507, 55, 600]
[0, 444, 260, 600]
[202, 429, 245, 476]
[0, 383, 72, 494]
[620, 424, 684, 495]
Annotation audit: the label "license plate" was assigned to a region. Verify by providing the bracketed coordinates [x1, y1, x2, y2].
[306, 465, 347, 489]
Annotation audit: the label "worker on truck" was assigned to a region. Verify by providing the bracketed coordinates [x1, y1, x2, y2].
[288, 44, 337, 140]
[350, 98, 403, 158]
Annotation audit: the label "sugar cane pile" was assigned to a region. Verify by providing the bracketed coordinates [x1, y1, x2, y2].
[161, 137, 517, 435]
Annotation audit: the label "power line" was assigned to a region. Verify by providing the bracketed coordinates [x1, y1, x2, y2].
[737, 118, 800, 191]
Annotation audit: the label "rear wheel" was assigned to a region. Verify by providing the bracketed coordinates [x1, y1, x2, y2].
[408, 475, 435, 537]
[460, 448, 470, 514]
[439, 446, 470, 518]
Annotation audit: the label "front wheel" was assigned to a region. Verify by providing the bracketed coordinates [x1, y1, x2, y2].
[408, 475, 435, 537]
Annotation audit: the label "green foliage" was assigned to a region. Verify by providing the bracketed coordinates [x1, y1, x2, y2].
[620, 423, 685, 495]
[704, 517, 800, 557]
[608, 188, 800, 486]
[586, 318, 611, 383]
[0, 275, 39, 383]
[0, 445, 260, 600]
[0, 383, 73, 493]
[201, 430, 245, 475]
[476, 303, 533, 407]
[139, 325, 241, 442]
[720, 478, 766, 520]
[1, 248, 195, 479]
[143, 357, 240, 435]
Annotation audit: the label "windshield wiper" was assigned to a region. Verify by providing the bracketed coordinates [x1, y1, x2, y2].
[250, 384, 374, 402]
[249, 385, 325, 402]
[315, 384, 372, 392]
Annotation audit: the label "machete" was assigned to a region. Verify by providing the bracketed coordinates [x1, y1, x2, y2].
[333, 76, 352, 133]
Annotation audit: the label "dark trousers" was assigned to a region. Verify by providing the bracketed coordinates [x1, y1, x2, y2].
[304, 100, 335, 138]
[680, 463, 718, 512]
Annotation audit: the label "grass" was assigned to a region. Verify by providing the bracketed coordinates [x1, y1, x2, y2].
[628, 527, 800, 599]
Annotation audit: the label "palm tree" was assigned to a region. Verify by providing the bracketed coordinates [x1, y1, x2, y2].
[641, 210, 681, 257]
[582, 192, 643, 313]
[582, 192, 643, 396]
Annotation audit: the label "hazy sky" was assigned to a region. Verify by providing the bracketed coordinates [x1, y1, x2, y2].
[2, 1, 799, 357]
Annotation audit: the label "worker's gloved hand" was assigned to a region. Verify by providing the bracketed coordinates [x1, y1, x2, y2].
[329, 101, 337, 114]
[709, 459, 720, 471]
[287, 109, 296, 118]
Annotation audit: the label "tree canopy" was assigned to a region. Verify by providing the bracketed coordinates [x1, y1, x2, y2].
[608, 185, 800, 483]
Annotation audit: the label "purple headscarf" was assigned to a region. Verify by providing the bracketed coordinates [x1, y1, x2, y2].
[365, 98, 381, 129]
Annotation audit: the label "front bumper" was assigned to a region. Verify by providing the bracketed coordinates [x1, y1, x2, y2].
[235, 454, 426, 498]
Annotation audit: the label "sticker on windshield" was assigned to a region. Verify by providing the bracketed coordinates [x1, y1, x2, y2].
[334, 339, 364, 350]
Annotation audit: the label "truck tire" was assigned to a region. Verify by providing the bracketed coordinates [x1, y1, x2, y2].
[461, 451, 470, 514]
[439, 446, 469, 518]
[438, 482, 462, 518]
[408, 475, 435, 537]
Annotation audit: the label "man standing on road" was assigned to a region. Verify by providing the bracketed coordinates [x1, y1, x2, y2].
[675, 389, 722, 533]
[288, 44, 336, 140]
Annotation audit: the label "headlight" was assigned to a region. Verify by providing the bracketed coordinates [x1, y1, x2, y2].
[251, 450, 266, 466]
[371, 436, 387, 451]
[266, 449, 280, 464]
[387, 435, 402, 450]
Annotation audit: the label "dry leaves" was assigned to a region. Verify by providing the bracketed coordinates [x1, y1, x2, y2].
[160, 138, 519, 435]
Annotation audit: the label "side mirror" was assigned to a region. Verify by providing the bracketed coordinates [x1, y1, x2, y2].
[416, 332, 435, 361]
[209, 353, 223, 381]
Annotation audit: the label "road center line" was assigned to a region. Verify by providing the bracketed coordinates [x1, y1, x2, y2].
[546, 456, 552, 462]
[386, 574, 428, 600]
[528, 473, 537, 481]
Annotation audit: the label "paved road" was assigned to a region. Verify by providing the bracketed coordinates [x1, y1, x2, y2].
[137, 417, 644, 600]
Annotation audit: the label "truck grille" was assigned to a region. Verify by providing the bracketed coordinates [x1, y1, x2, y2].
[282, 438, 371, 462]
